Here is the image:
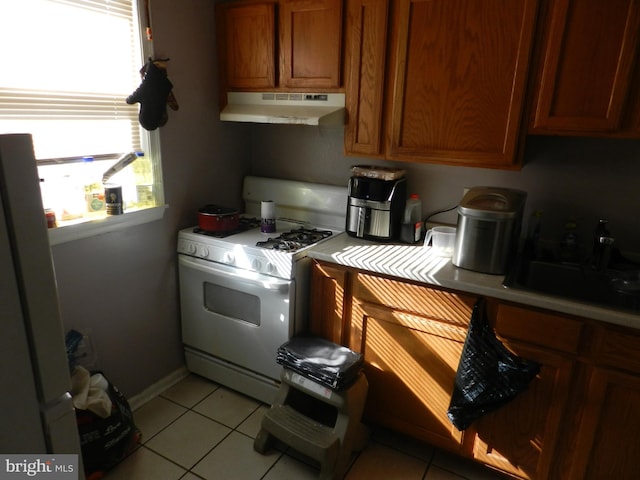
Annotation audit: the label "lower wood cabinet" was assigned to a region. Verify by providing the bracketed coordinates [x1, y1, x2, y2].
[310, 262, 477, 451]
[309, 261, 350, 342]
[309, 260, 640, 479]
[474, 302, 581, 479]
[354, 301, 468, 451]
[560, 324, 640, 479]
[565, 367, 640, 479]
[350, 272, 478, 451]
[471, 339, 574, 479]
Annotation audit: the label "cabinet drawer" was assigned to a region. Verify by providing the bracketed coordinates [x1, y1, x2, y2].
[494, 303, 584, 354]
[360, 302, 468, 343]
[353, 273, 477, 327]
[592, 325, 640, 373]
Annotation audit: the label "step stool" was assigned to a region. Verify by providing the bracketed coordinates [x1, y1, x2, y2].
[254, 367, 369, 480]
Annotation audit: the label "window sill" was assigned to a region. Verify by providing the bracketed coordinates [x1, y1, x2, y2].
[47, 205, 168, 246]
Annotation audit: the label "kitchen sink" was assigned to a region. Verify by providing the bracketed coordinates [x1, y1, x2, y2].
[504, 256, 640, 313]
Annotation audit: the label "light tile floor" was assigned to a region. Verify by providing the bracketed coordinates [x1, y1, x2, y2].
[104, 374, 512, 480]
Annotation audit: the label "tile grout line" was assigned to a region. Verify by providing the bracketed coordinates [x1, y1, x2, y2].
[153, 377, 483, 480]
[158, 385, 279, 479]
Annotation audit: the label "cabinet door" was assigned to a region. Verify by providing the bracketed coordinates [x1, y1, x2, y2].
[309, 261, 350, 343]
[217, 1, 276, 90]
[354, 301, 468, 452]
[476, 301, 582, 478]
[471, 343, 574, 480]
[387, 0, 538, 167]
[344, 0, 389, 157]
[531, 0, 640, 133]
[279, 0, 343, 89]
[566, 367, 640, 479]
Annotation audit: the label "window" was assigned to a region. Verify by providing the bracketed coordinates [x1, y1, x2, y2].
[0, 0, 164, 240]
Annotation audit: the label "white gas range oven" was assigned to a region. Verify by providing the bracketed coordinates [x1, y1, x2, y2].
[177, 176, 347, 404]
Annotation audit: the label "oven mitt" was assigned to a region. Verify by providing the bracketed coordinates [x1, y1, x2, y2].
[126, 59, 175, 131]
[151, 58, 180, 112]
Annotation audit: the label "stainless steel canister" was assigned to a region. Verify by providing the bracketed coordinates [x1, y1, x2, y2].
[452, 187, 526, 274]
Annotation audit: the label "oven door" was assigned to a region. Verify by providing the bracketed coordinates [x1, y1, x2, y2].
[178, 254, 294, 381]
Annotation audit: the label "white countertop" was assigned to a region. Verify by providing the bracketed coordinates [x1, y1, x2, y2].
[309, 233, 640, 330]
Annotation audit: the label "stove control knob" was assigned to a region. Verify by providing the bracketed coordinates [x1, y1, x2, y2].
[265, 262, 276, 274]
[197, 246, 209, 258]
[185, 242, 196, 255]
[223, 252, 235, 265]
[252, 259, 262, 272]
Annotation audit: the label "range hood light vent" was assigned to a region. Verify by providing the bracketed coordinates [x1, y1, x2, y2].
[220, 92, 345, 126]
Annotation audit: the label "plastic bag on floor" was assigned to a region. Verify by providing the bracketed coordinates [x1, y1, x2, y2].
[447, 298, 540, 431]
[73, 369, 141, 478]
[71, 366, 112, 418]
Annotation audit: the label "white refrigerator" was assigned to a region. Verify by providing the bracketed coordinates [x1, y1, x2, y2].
[0, 134, 82, 462]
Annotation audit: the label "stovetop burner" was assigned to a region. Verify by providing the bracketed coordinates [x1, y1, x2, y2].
[193, 217, 260, 238]
[256, 227, 333, 252]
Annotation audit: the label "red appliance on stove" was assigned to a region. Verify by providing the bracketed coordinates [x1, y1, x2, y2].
[177, 176, 347, 403]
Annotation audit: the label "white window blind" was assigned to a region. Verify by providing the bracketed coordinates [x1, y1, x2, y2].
[0, 0, 145, 161]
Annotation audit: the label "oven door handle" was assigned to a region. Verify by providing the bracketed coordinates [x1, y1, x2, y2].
[178, 254, 291, 293]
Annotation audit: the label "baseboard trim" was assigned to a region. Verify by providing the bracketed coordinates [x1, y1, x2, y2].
[128, 366, 190, 411]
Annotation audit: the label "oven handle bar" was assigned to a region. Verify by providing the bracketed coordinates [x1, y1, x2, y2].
[178, 254, 291, 293]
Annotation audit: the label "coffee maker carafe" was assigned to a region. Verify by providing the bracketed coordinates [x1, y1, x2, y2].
[346, 167, 407, 241]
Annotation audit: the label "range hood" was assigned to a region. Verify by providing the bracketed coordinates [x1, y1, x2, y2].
[220, 92, 345, 126]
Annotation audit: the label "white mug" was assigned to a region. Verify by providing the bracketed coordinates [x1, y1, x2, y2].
[424, 226, 456, 257]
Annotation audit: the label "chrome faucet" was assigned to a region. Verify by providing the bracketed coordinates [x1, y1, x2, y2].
[592, 219, 614, 271]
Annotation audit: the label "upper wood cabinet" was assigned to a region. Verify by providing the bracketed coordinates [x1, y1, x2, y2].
[344, 0, 540, 168]
[387, 0, 539, 167]
[280, 0, 344, 89]
[216, 1, 277, 90]
[216, 0, 344, 94]
[343, 0, 390, 157]
[530, 0, 640, 136]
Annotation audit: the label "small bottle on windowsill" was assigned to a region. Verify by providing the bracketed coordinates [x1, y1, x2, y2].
[82, 157, 105, 218]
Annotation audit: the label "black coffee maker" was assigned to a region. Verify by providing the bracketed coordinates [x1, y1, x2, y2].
[345, 166, 407, 241]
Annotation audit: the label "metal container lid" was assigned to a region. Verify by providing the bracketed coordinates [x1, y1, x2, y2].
[457, 187, 527, 220]
[351, 165, 406, 181]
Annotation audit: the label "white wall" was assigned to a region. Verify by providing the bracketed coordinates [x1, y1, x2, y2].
[51, 0, 252, 397]
[250, 126, 640, 255]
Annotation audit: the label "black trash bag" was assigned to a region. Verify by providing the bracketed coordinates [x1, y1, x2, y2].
[447, 298, 540, 431]
[75, 371, 141, 478]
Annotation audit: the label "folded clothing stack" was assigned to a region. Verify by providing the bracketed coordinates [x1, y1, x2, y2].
[276, 336, 364, 391]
